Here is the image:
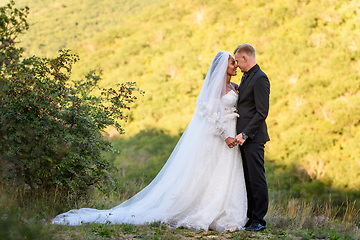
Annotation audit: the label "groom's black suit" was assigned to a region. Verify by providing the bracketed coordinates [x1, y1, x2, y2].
[236, 64, 270, 227]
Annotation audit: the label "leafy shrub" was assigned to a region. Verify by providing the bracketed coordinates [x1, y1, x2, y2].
[0, 208, 56, 240]
[0, 0, 143, 200]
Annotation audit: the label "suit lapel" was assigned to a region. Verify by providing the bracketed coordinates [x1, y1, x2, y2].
[239, 71, 256, 95]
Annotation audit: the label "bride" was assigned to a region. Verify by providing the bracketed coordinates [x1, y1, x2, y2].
[52, 51, 247, 231]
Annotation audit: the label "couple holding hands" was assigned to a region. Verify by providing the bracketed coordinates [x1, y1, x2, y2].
[52, 43, 270, 232]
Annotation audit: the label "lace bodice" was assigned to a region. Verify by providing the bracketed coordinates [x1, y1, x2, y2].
[217, 90, 239, 139]
[221, 90, 238, 115]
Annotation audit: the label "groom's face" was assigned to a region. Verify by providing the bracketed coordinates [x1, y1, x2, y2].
[234, 52, 246, 73]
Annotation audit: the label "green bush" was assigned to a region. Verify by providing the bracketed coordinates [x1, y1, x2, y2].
[0, 0, 143, 200]
[0, 208, 56, 240]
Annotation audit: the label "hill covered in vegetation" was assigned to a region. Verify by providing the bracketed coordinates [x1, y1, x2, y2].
[10, 0, 360, 204]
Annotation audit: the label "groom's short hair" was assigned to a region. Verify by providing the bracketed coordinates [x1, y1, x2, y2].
[234, 44, 255, 59]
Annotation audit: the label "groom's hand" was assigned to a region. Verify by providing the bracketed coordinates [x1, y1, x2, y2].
[225, 137, 237, 148]
[235, 134, 246, 146]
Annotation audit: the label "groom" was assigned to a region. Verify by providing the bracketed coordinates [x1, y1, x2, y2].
[234, 44, 270, 231]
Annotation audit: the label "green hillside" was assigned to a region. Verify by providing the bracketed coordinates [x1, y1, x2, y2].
[7, 0, 360, 203]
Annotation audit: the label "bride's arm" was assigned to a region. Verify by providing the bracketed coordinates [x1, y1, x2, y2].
[219, 127, 236, 148]
[219, 128, 230, 141]
[218, 122, 237, 148]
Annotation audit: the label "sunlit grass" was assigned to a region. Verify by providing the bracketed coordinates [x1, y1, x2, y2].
[267, 197, 360, 239]
[1, 182, 359, 240]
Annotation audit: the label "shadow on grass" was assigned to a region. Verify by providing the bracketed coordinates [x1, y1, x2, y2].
[107, 128, 360, 218]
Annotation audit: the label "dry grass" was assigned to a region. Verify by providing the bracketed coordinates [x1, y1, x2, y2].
[1, 183, 359, 240]
[267, 197, 360, 239]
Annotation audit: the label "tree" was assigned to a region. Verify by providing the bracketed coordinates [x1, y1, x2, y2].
[0, 0, 143, 200]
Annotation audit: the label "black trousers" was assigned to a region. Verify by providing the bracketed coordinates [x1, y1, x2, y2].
[240, 141, 268, 226]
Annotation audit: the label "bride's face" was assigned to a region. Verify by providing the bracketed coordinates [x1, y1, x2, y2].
[227, 56, 237, 77]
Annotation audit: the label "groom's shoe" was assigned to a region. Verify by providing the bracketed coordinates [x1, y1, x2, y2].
[245, 222, 266, 232]
[244, 219, 252, 228]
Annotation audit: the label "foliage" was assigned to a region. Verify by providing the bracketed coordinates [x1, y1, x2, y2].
[11, 0, 360, 201]
[0, 208, 57, 240]
[0, 0, 28, 69]
[0, 1, 143, 199]
[0, 0, 358, 238]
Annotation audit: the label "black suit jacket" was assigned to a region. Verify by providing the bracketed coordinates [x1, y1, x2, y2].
[236, 64, 270, 142]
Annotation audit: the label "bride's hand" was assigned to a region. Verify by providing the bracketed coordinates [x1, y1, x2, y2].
[225, 137, 237, 148]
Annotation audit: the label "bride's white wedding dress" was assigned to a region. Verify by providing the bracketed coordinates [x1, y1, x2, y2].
[52, 51, 247, 231]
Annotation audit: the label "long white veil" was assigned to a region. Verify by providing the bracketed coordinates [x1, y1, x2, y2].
[51, 51, 244, 231]
[196, 50, 232, 139]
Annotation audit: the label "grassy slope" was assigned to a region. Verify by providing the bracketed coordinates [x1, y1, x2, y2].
[9, 0, 165, 56]
[7, 0, 360, 200]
